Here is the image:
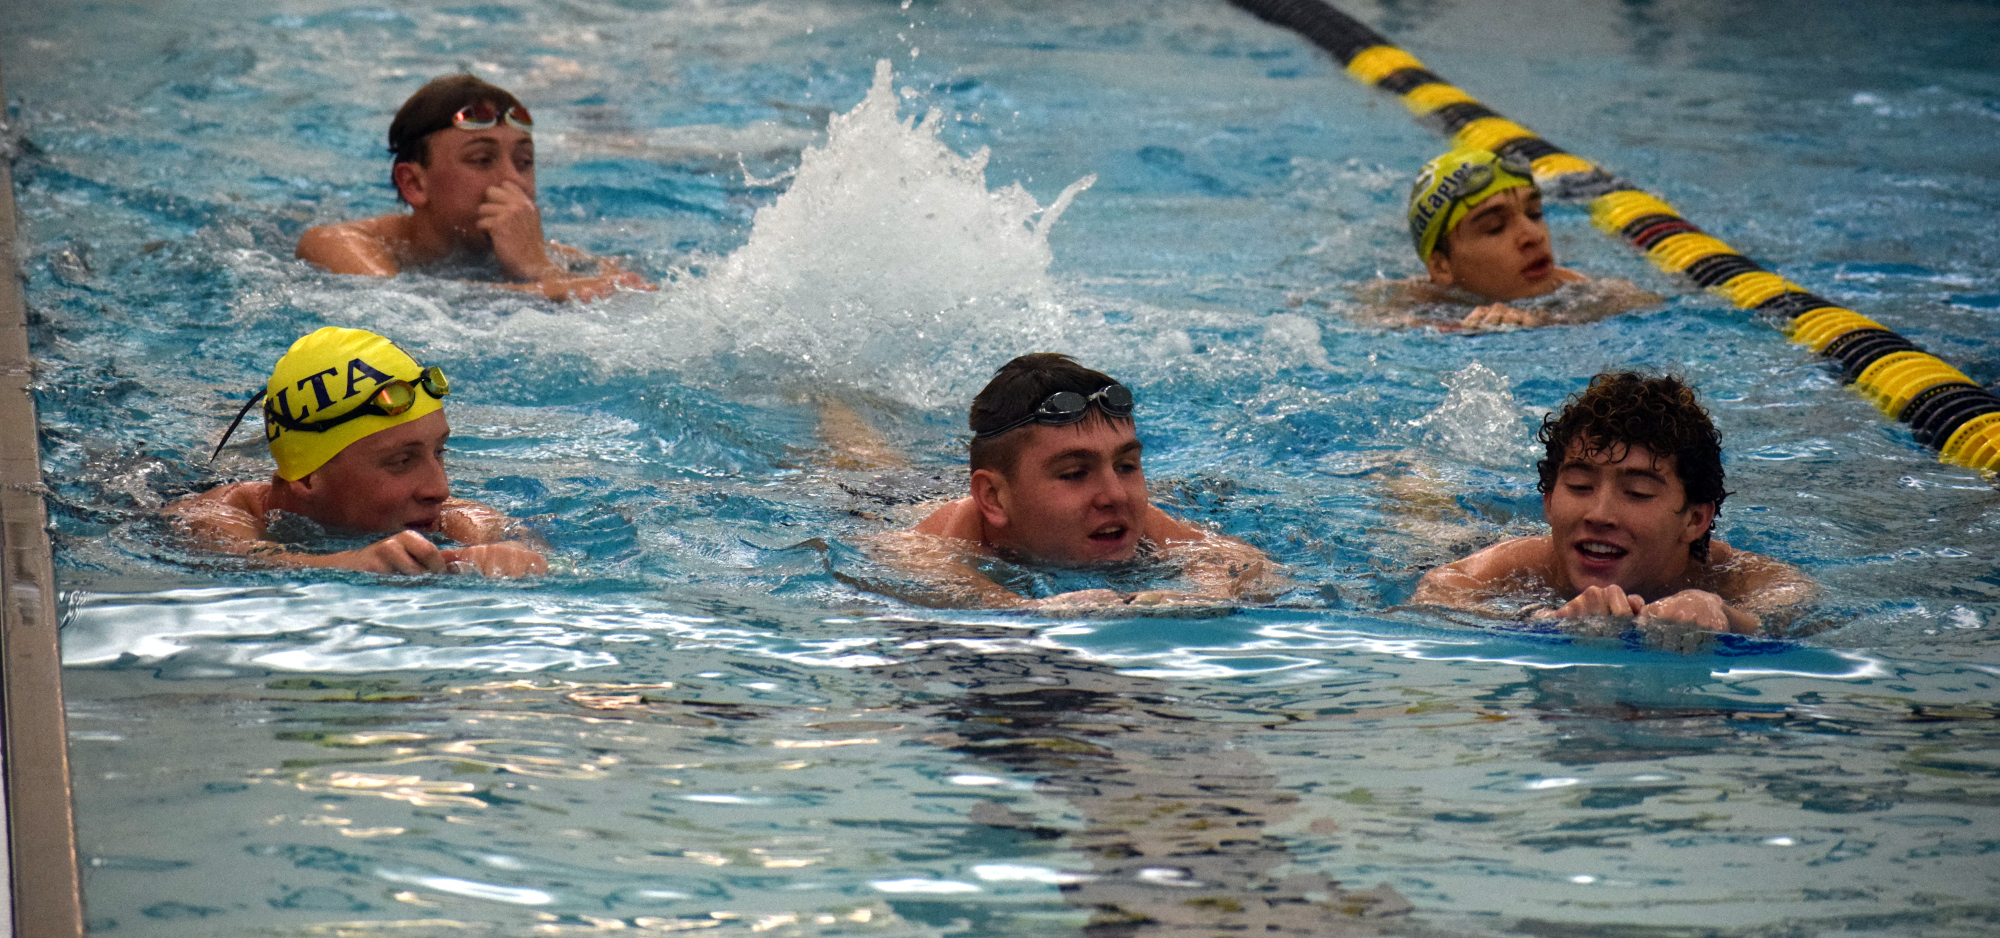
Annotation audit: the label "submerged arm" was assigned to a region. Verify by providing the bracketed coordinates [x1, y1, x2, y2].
[492, 241, 655, 303]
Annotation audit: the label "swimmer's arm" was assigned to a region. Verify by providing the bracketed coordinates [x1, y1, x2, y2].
[437, 499, 550, 577]
[296, 221, 401, 277]
[1684, 544, 1818, 632]
[860, 530, 1046, 609]
[1128, 506, 1287, 605]
[167, 494, 445, 574]
[1412, 536, 1549, 612]
[494, 241, 655, 303]
[165, 489, 541, 577]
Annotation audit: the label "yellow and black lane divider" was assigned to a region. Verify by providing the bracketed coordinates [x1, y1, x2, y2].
[1228, 0, 2000, 472]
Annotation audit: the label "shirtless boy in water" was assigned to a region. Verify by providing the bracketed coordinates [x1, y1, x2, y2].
[1415, 372, 1814, 633]
[1366, 147, 1656, 330]
[874, 353, 1280, 609]
[170, 327, 545, 577]
[296, 75, 649, 302]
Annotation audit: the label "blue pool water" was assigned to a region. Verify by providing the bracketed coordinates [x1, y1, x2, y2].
[7, 0, 2000, 934]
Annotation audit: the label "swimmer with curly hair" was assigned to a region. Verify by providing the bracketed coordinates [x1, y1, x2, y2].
[1415, 372, 1815, 634]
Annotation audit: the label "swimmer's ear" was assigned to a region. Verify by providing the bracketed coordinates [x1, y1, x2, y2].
[394, 161, 429, 208]
[1678, 500, 1717, 545]
[1425, 248, 1455, 287]
[970, 469, 1011, 531]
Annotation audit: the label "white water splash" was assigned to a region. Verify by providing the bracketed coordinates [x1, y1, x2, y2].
[1409, 361, 1533, 466]
[309, 60, 1098, 407]
[285, 59, 1342, 408]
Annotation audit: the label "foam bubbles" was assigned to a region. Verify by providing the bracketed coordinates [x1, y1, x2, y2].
[1409, 361, 1532, 466]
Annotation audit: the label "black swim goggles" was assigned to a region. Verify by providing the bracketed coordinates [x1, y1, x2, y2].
[208, 366, 450, 462]
[973, 384, 1136, 441]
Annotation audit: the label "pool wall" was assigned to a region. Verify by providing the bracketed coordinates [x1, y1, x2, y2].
[0, 61, 85, 938]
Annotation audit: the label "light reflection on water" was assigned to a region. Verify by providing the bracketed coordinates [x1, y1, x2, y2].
[11, 0, 2000, 933]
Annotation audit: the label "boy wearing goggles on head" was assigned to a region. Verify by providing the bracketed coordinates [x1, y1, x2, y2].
[883, 353, 1282, 609]
[170, 327, 547, 577]
[295, 75, 651, 303]
[1414, 372, 1813, 640]
[1361, 148, 1655, 330]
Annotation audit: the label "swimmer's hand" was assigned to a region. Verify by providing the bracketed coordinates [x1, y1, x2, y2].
[479, 181, 556, 282]
[441, 542, 549, 578]
[1460, 303, 1549, 329]
[316, 530, 455, 575]
[1539, 584, 1646, 621]
[1027, 589, 1128, 610]
[1639, 589, 1759, 635]
[317, 531, 546, 578]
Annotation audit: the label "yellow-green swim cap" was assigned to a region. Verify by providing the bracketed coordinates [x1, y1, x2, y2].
[1408, 147, 1537, 263]
[263, 327, 445, 480]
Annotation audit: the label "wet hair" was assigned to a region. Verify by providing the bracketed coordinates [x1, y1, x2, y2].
[386, 74, 527, 182]
[1535, 372, 1729, 561]
[967, 353, 1131, 476]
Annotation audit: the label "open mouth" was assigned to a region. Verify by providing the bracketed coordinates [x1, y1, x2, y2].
[406, 517, 440, 533]
[1521, 255, 1554, 280]
[1088, 524, 1128, 543]
[1574, 540, 1627, 564]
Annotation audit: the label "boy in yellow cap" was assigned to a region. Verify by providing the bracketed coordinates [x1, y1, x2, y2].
[170, 327, 547, 577]
[296, 75, 651, 303]
[1372, 147, 1654, 329]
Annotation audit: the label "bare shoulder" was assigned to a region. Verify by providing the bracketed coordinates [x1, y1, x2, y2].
[1702, 540, 1817, 609]
[910, 497, 982, 541]
[1141, 502, 1211, 544]
[1414, 535, 1553, 605]
[166, 481, 272, 542]
[296, 215, 407, 276]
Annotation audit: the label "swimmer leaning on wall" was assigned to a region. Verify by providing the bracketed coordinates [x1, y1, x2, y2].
[296, 75, 652, 303]
[1358, 147, 1658, 330]
[170, 327, 546, 576]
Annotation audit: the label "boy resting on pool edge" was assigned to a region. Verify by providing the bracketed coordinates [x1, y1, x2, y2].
[1366, 147, 1657, 330]
[170, 327, 546, 577]
[1414, 372, 1815, 634]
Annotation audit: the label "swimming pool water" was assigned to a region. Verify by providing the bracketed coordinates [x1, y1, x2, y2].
[6, 0, 2000, 934]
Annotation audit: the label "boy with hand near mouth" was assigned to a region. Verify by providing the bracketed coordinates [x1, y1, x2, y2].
[296, 75, 650, 303]
[171, 327, 546, 577]
[1414, 372, 1813, 634]
[1378, 147, 1656, 330]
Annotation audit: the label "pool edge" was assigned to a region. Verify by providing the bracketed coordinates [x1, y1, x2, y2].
[0, 63, 87, 938]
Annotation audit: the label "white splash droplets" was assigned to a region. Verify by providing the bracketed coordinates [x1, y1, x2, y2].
[1410, 361, 1532, 466]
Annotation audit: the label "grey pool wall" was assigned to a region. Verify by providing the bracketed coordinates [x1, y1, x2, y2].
[0, 62, 87, 938]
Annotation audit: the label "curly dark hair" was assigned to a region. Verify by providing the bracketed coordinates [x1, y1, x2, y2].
[1535, 372, 1728, 561]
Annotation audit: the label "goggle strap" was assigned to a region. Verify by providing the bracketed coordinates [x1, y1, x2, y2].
[209, 388, 267, 464]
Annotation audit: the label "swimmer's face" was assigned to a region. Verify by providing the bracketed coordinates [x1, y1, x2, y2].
[1543, 440, 1715, 600]
[287, 410, 453, 535]
[395, 124, 536, 242]
[1425, 188, 1560, 302]
[971, 416, 1147, 566]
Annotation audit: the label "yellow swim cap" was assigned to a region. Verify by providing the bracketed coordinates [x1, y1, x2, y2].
[1408, 147, 1537, 263]
[263, 327, 445, 480]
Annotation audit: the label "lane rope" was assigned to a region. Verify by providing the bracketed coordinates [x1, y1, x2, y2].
[1227, 0, 2000, 472]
